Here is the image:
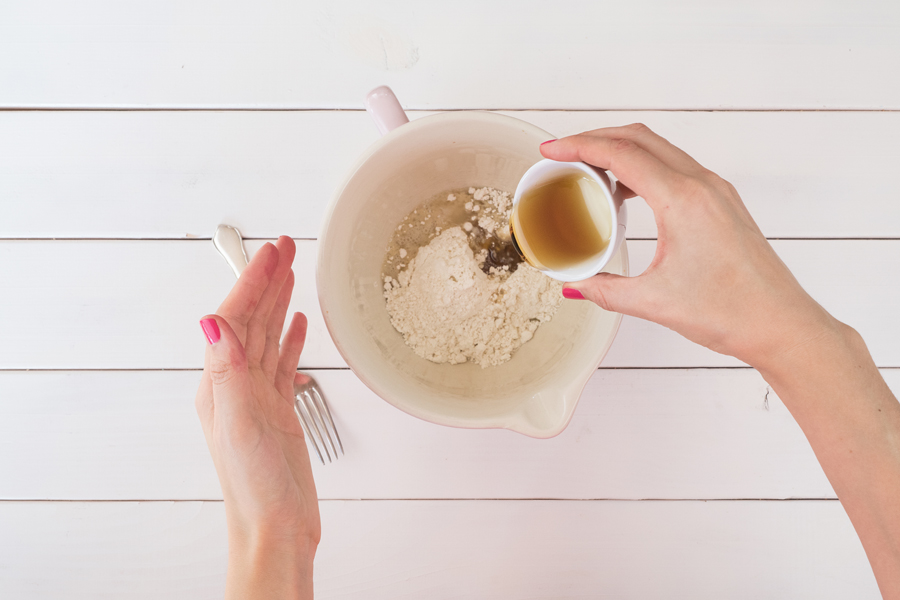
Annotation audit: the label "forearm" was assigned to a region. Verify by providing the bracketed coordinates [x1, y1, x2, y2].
[226, 524, 317, 600]
[756, 320, 900, 598]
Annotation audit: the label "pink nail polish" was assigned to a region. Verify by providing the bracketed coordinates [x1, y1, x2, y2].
[562, 288, 585, 300]
[540, 139, 557, 147]
[200, 318, 220, 344]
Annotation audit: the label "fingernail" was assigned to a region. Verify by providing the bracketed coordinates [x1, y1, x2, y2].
[200, 318, 220, 345]
[540, 139, 557, 147]
[562, 287, 585, 300]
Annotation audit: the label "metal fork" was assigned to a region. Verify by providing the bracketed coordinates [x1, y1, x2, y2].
[213, 224, 344, 465]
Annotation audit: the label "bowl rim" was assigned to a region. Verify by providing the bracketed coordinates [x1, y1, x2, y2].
[316, 110, 627, 438]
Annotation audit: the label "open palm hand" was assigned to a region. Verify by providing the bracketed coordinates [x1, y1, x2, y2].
[195, 236, 319, 600]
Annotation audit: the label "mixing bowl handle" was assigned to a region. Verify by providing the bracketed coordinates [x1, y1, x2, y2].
[364, 86, 410, 136]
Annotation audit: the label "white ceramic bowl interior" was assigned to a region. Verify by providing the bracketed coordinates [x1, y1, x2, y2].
[317, 111, 627, 438]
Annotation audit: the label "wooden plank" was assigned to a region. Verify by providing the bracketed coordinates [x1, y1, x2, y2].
[0, 500, 878, 598]
[1, 239, 898, 369]
[0, 502, 227, 599]
[0, 239, 345, 370]
[1, 1, 898, 109]
[0, 111, 377, 240]
[1, 368, 865, 501]
[2, 111, 900, 239]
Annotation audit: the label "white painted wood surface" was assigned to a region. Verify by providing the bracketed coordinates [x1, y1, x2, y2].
[1, 0, 898, 109]
[2, 0, 898, 596]
[2, 110, 900, 239]
[17, 368, 900, 501]
[2, 239, 899, 369]
[0, 500, 879, 599]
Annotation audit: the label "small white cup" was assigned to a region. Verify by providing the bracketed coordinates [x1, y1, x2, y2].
[511, 159, 628, 282]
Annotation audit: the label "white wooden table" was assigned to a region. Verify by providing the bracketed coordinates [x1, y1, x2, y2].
[1, 1, 898, 597]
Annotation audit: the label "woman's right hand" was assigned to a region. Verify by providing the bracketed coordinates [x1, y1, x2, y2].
[545, 125, 900, 599]
[541, 125, 839, 370]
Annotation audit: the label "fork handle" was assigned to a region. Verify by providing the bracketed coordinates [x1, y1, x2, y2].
[213, 224, 250, 278]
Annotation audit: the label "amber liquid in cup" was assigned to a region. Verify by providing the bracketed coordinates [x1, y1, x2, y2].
[510, 172, 612, 271]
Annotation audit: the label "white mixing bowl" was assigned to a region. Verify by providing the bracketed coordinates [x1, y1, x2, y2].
[317, 100, 627, 438]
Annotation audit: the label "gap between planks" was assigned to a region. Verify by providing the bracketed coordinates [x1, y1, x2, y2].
[0, 498, 842, 503]
[2, 237, 900, 241]
[0, 366, 764, 372]
[2, 107, 900, 113]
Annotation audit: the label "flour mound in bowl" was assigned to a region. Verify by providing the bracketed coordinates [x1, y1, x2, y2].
[384, 226, 563, 368]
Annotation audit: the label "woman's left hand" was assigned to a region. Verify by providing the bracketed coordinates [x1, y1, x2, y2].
[195, 236, 319, 600]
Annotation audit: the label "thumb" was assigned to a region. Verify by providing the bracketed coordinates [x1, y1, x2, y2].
[562, 272, 646, 316]
[200, 315, 248, 390]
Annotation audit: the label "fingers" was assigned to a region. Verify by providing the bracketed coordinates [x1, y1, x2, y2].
[261, 269, 295, 379]
[576, 124, 705, 176]
[217, 242, 279, 345]
[199, 315, 250, 411]
[541, 134, 685, 210]
[294, 371, 311, 388]
[562, 272, 653, 318]
[244, 236, 296, 365]
[194, 369, 214, 442]
[275, 312, 309, 401]
[614, 180, 637, 200]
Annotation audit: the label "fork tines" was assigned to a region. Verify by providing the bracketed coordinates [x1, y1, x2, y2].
[294, 378, 344, 465]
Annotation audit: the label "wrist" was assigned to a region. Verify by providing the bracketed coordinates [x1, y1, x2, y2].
[752, 315, 860, 390]
[226, 520, 317, 600]
[738, 299, 844, 375]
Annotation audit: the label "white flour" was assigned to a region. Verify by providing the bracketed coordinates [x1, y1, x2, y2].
[383, 226, 563, 368]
